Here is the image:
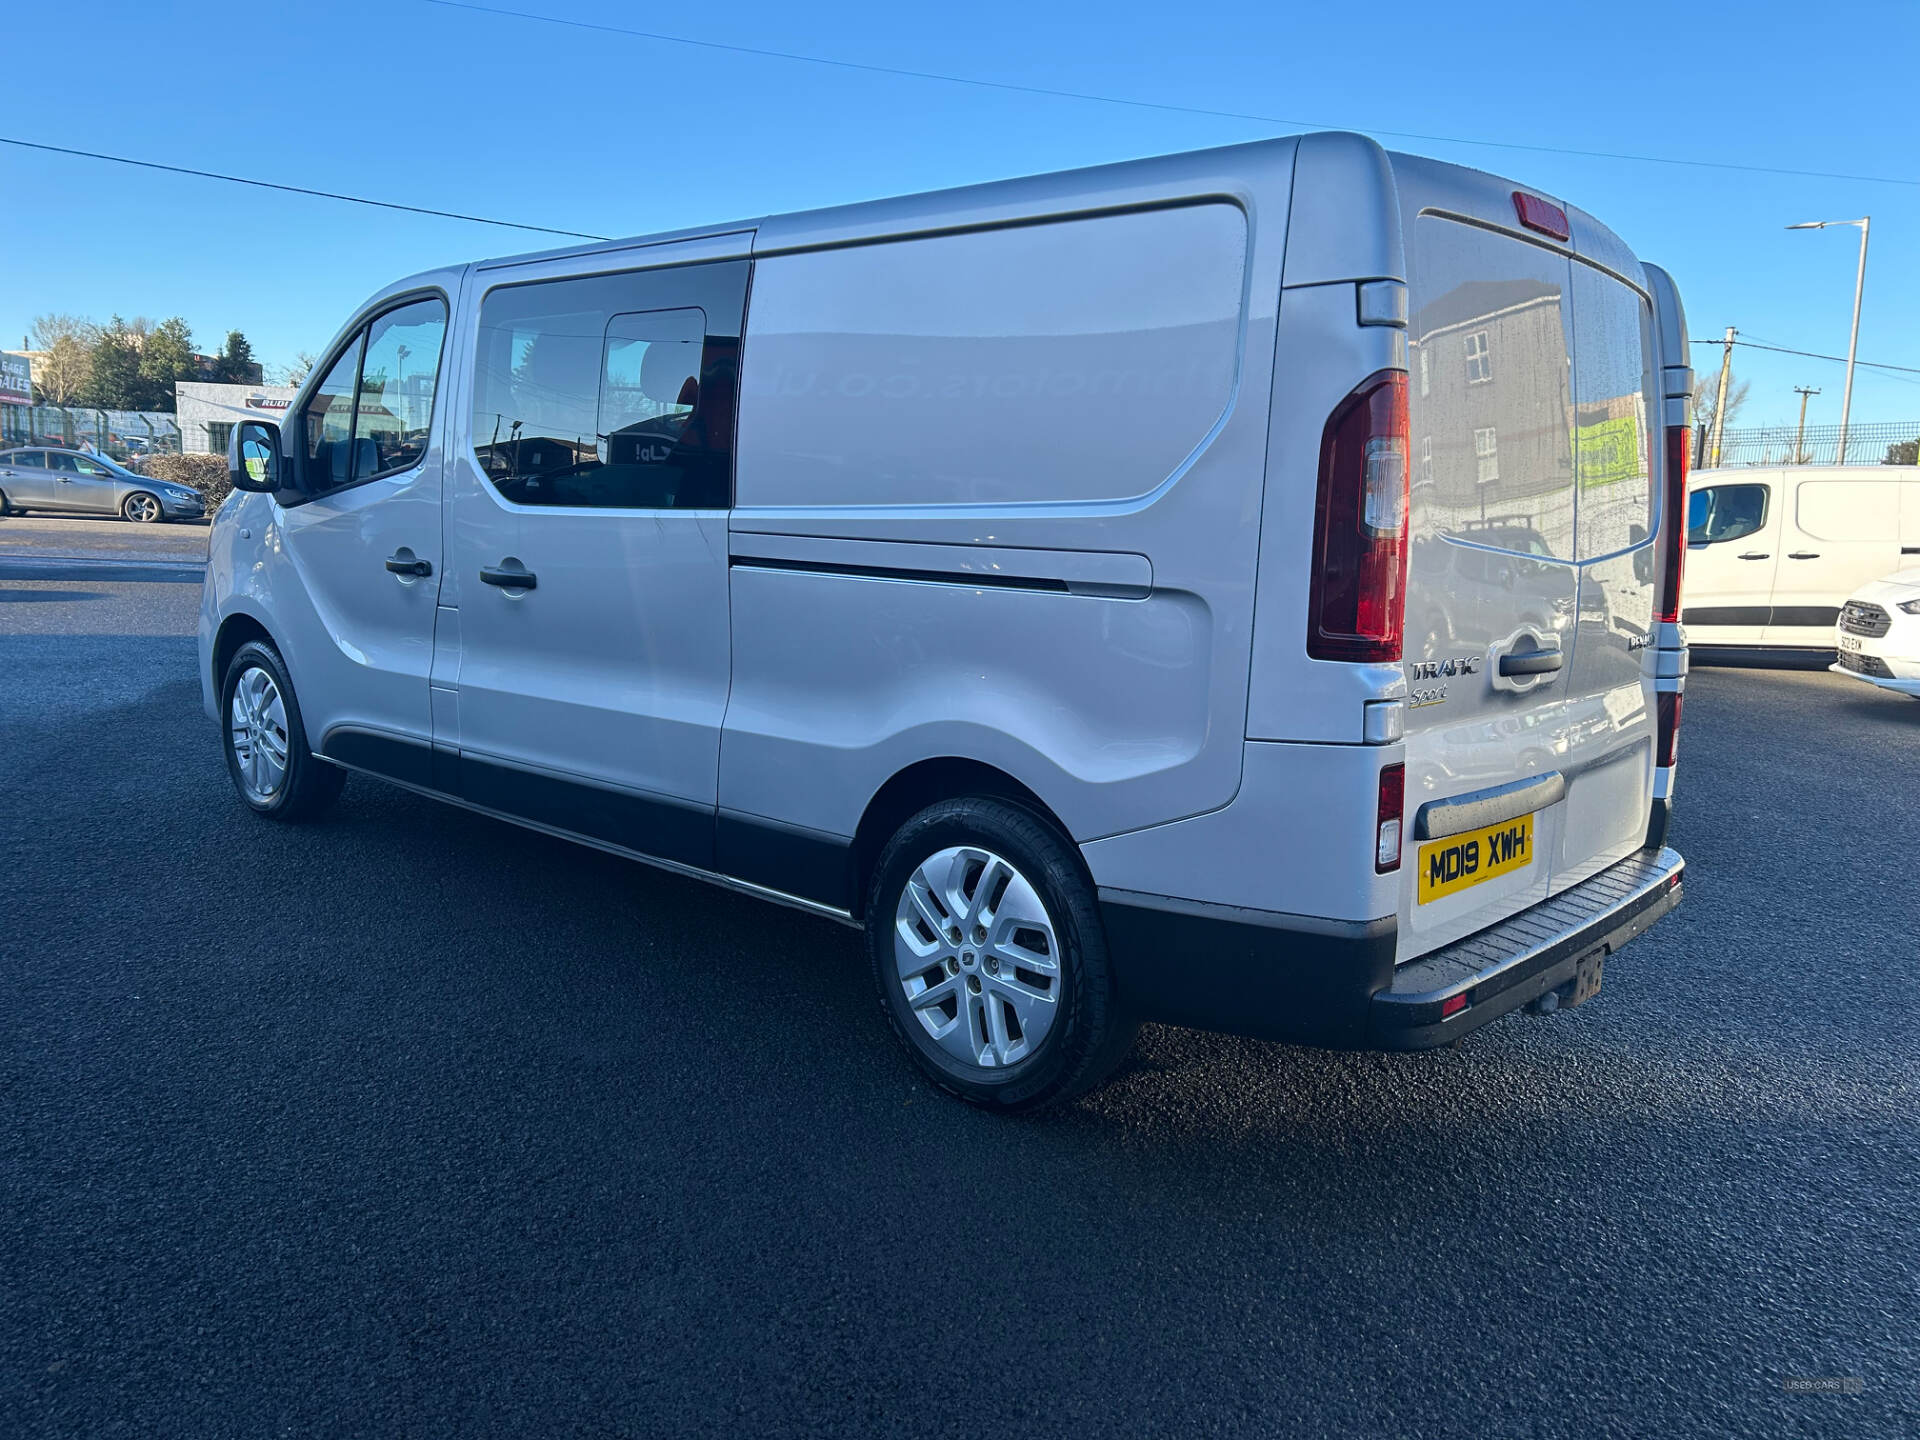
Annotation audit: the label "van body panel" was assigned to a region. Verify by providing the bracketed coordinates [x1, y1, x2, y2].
[727, 145, 1296, 844]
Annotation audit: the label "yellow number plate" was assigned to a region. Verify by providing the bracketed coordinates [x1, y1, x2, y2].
[1416, 813, 1535, 904]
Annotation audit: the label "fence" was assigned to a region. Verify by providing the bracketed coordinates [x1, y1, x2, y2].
[1698, 420, 1920, 469]
[0, 405, 182, 463]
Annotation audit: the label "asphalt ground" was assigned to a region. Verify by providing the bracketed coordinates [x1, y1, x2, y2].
[2, 525, 1916, 1437]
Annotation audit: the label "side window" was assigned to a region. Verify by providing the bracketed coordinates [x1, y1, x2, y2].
[471, 261, 745, 510]
[301, 343, 361, 492]
[356, 298, 448, 480]
[48, 453, 80, 472]
[72, 456, 112, 477]
[10, 451, 46, 468]
[1687, 484, 1769, 545]
[1570, 262, 1655, 561]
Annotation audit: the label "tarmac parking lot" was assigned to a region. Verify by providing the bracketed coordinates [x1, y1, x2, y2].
[2, 517, 1916, 1438]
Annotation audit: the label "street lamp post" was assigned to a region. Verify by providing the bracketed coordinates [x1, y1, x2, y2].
[1786, 217, 1870, 464]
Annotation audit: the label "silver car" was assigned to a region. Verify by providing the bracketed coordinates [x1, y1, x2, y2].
[0, 446, 206, 523]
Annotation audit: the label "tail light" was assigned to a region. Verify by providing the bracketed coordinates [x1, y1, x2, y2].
[1657, 424, 1690, 625]
[1308, 370, 1411, 662]
[1375, 763, 1405, 873]
[1655, 692, 1683, 768]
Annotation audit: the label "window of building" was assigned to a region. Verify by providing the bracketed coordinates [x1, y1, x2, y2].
[1464, 330, 1492, 384]
[1474, 426, 1498, 484]
[1418, 346, 1431, 398]
[206, 421, 234, 455]
[470, 261, 746, 510]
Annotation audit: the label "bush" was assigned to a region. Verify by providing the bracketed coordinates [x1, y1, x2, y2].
[139, 452, 232, 511]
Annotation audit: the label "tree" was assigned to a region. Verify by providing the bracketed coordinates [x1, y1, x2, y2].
[215, 329, 256, 384]
[84, 317, 145, 409]
[27, 314, 97, 405]
[137, 316, 196, 410]
[1689, 364, 1751, 437]
[1886, 438, 1919, 466]
[282, 350, 318, 388]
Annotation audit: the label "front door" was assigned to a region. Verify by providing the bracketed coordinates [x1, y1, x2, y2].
[439, 243, 749, 869]
[1683, 476, 1780, 645]
[271, 293, 452, 777]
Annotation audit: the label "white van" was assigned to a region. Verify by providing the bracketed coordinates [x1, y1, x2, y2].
[1684, 464, 1920, 653]
[200, 133, 1690, 1111]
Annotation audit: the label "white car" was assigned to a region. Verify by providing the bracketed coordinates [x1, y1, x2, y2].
[1833, 568, 1920, 696]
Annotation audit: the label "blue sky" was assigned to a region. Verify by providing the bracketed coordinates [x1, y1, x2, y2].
[5, 0, 1917, 428]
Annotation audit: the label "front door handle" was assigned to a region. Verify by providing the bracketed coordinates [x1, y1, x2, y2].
[480, 560, 537, 591]
[1498, 648, 1564, 678]
[385, 548, 432, 577]
[1787, 551, 1821, 560]
[1737, 551, 1771, 560]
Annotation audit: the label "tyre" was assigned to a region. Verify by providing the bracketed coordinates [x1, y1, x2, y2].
[122, 492, 163, 523]
[220, 640, 346, 821]
[0, 489, 10, 516]
[866, 797, 1136, 1112]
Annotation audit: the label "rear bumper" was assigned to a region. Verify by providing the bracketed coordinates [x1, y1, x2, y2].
[1099, 846, 1683, 1050]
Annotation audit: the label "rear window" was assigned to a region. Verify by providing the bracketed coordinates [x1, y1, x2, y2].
[735, 203, 1247, 507]
[1408, 216, 1576, 561]
[1569, 264, 1655, 560]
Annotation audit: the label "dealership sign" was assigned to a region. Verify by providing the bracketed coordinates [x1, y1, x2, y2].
[245, 395, 292, 410]
[0, 352, 30, 405]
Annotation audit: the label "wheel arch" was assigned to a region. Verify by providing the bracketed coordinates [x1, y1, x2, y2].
[211, 611, 277, 699]
[850, 757, 1076, 921]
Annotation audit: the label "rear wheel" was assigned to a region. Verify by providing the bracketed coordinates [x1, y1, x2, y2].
[122, 492, 162, 523]
[866, 797, 1135, 1112]
[221, 640, 345, 821]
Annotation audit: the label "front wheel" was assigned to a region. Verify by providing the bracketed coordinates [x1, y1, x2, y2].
[122, 492, 163, 523]
[221, 640, 346, 820]
[866, 797, 1135, 1112]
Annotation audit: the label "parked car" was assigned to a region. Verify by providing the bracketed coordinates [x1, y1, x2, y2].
[199, 132, 1690, 1111]
[1833, 567, 1920, 696]
[1683, 464, 1920, 655]
[0, 446, 205, 522]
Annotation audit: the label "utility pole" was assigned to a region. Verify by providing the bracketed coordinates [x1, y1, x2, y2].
[1793, 386, 1821, 464]
[1787, 217, 1871, 463]
[1708, 326, 1737, 468]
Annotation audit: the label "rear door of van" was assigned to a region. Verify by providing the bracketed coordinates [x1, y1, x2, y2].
[1395, 164, 1661, 959]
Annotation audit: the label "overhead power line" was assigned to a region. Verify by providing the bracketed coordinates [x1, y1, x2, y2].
[425, 0, 1920, 189]
[0, 135, 609, 240]
[1691, 337, 1920, 377]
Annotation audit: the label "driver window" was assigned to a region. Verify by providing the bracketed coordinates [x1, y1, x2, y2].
[1687, 483, 1769, 545]
[301, 342, 362, 492]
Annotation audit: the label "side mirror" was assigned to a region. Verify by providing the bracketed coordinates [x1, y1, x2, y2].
[229, 419, 283, 493]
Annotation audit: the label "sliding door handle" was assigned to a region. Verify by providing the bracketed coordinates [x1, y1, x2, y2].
[385, 548, 432, 577]
[1787, 552, 1821, 560]
[1737, 552, 1771, 560]
[480, 560, 537, 591]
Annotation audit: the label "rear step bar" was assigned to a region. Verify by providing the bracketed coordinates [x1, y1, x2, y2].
[1371, 847, 1684, 1049]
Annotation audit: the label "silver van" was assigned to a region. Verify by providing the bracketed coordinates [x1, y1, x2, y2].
[200, 133, 1691, 1110]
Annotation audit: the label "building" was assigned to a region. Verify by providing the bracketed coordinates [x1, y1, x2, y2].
[175, 381, 299, 455]
[1, 352, 31, 408]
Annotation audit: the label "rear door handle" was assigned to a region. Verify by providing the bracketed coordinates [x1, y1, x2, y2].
[385, 549, 432, 577]
[480, 561, 537, 591]
[1498, 648, 1564, 677]
[1737, 552, 1771, 560]
[1788, 552, 1820, 560]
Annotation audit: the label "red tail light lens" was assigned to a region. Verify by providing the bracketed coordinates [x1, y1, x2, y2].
[1655, 691, 1683, 768]
[1308, 371, 1410, 663]
[1375, 762, 1405, 873]
[1512, 191, 1571, 241]
[1658, 424, 1690, 625]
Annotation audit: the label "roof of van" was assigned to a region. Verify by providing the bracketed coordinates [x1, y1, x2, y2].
[456, 131, 1645, 286]
[1692, 464, 1918, 482]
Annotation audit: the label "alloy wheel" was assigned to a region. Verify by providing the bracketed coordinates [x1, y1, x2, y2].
[229, 665, 290, 802]
[892, 845, 1062, 1071]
